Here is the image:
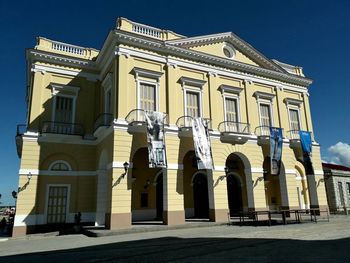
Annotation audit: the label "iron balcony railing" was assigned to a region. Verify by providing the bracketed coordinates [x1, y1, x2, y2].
[94, 113, 113, 132]
[254, 126, 284, 137]
[16, 124, 27, 136]
[41, 121, 84, 136]
[175, 116, 212, 130]
[218, 121, 250, 134]
[125, 109, 168, 125]
[287, 130, 314, 141]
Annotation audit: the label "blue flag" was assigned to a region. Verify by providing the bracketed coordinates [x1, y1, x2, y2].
[270, 127, 283, 175]
[299, 131, 314, 174]
[299, 131, 312, 154]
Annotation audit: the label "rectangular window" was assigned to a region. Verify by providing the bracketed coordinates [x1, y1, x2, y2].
[260, 103, 272, 127]
[47, 186, 68, 224]
[338, 182, 345, 206]
[186, 91, 200, 118]
[347, 183, 350, 202]
[259, 103, 272, 135]
[55, 96, 73, 123]
[225, 97, 238, 122]
[140, 83, 156, 111]
[289, 109, 300, 131]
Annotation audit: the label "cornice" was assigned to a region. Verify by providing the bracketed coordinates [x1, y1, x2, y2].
[112, 31, 312, 87]
[27, 49, 96, 70]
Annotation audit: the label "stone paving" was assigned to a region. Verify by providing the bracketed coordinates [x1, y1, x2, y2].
[0, 215, 350, 262]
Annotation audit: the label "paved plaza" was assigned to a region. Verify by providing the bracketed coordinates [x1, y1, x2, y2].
[1, 216, 350, 262]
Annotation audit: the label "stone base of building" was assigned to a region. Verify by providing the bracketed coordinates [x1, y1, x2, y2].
[106, 212, 131, 229]
[209, 209, 229, 222]
[12, 225, 32, 237]
[163, 210, 185, 225]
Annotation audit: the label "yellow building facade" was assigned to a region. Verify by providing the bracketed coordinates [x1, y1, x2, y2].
[14, 18, 327, 236]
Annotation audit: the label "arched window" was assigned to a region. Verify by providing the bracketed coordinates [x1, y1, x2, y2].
[48, 160, 72, 171]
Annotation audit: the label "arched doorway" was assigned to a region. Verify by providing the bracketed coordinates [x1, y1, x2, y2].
[263, 156, 283, 210]
[227, 173, 243, 216]
[225, 153, 250, 216]
[155, 173, 163, 220]
[192, 172, 209, 218]
[131, 147, 162, 222]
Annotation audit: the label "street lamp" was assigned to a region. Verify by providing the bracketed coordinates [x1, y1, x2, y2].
[123, 162, 129, 173]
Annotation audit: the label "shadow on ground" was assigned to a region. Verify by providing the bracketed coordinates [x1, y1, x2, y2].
[1, 236, 349, 263]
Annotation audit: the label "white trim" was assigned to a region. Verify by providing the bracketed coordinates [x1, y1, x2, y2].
[44, 184, 71, 224]
[48, 160, 72, 171]
[251, 167, 264, 173]
[109, 161, 134, 169]
[314, 170, 324, 175]
[19, 169, 39, 175]
[167, 163, 184, 170]
[214, 165, 226, 172]
[19, 169, 97, 176]
[285, 169, 296, 174]
[31, 64, 98, 81]
[40, 171, 97, 176]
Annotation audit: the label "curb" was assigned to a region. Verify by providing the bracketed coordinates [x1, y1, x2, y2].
[83, 222, 229, 237]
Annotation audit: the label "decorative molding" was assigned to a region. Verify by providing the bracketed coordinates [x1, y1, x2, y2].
[50, 83, 80, 96]
[114, 46, 130, 58]
[133, 67, 163, 80]
[284, 98, 303, 106]
[179, 76, 206, 87]
[219, 84, 243, 95]
[253, 91, 276, 101]
[31, 64, 99, 81]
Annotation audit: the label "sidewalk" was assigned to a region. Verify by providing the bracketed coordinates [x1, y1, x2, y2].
[0, 216, 350, 262]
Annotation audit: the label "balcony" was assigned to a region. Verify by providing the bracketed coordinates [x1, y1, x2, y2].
[218, 121, 251, 144]
[15, 124, 27, 158]
[41, 121, 84, 136]
[125, 109, 168, 132]
[94, 113, 113, 132]
[255, 126, 284, 145]
[287, 130, 314, 148]
[176, 116, 212, 137]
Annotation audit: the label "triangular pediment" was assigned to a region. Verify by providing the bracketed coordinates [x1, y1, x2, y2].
[166, 32, 286, 73]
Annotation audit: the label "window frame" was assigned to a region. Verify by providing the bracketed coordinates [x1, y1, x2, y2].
[254, 91, 275, 128]
[133, 68, 163, 112]
[180, 77, 206, 118]
[138, 80, 158, 112]
[220, 85, 243, 123]
[284, 98, 303, 132]
[50, 83, 80, 124]
[48, 160, 72, 171]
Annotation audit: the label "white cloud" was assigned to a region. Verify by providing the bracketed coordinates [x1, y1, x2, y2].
[328, 142, 350, 167]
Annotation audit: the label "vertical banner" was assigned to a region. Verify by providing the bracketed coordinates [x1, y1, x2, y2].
[270, 127, 283, 175]
[145, 111, 167, 168]
[192, 118, 213, 170]
[299, 130, 314, 175]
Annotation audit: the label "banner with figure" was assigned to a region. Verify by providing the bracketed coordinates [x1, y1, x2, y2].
[192, 118, 213, 170]
[145, 111, 167, 168]
[299, 130, 314, 175]
[270, 127, 283, 175]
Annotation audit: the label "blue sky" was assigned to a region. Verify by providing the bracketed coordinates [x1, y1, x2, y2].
[1, 0, 349, 205]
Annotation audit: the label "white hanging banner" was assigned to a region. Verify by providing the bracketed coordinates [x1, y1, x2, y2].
[192, 118, 213, 170]
[145, 111, 167, 168]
